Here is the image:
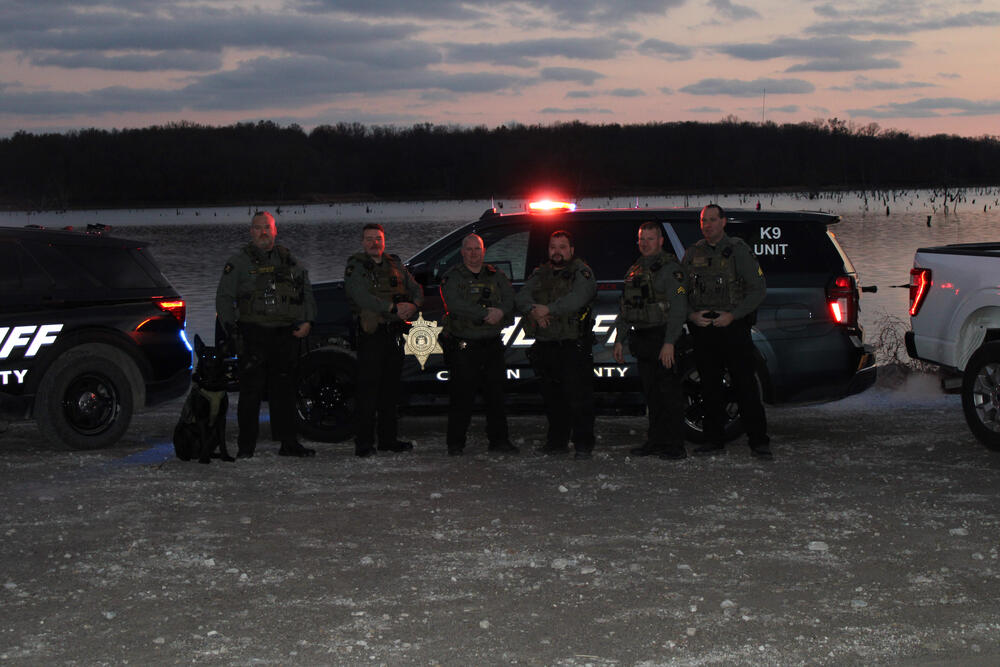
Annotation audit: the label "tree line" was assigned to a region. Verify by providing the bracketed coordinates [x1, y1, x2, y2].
[1, 118, 998, 210]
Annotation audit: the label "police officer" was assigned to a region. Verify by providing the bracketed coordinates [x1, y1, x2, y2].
[515, 230, 597, 459]
[439, 234, 517, 456]
[216, 211, 317, 458]
[344, 223, 424, 458]
[682, 204, 771, 460]
[612, 221, 688, 460]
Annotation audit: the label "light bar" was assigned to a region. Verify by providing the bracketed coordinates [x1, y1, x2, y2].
[528, 200, 576, 212]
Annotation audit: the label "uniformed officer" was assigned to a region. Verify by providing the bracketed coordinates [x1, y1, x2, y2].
[439, 234, 517, 456]
[216, 211, 317, 458]
[515, 230, 597, 459]
[344, 223, 424, 458]
[682, 204, 771, 460]
[612, 221, 688, 460]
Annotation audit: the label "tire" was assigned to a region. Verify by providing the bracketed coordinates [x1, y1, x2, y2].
[678, 352, 753, 444]
[295, 350, 358, 443]
[961, 342, 1000, 451]
[35, 347, 138, 450]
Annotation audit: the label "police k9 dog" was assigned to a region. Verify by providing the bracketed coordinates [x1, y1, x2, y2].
[173, 335, 234, 463]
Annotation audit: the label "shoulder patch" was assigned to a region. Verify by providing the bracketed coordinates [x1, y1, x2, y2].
[223, 263, 234, 274]
[580, 267, 592, 279]
[345, 265, 354, 277]
[758, 267, 764, 277]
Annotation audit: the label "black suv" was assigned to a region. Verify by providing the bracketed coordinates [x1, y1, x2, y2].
[293, 206, 877, 442]
[0, 225, 191, 448]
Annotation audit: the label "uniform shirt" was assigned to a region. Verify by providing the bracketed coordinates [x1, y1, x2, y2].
[440, 263, 514, 340]
[515, 257, 597, 342]
[682, 234, 766, 320]
[344, 252, 424, 325]
[216, 243, 316, 329]
[614, 250, 688, 345]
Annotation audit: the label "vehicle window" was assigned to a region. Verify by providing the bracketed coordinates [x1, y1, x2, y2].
[0, 242, 21, 291]
[429, 223, 530, 283]
[20, 241, 100, 289]
[727, 220, 843, 276]
[528, 219, 645, 281]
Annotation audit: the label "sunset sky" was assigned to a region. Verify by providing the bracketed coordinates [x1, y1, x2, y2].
[1, 0, 998, 138]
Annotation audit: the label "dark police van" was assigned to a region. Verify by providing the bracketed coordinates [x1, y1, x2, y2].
[293, 203, 877, 443]
[0, 225, 191, 449]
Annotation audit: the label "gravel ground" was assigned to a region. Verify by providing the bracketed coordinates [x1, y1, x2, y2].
[2, 373, 999, 666]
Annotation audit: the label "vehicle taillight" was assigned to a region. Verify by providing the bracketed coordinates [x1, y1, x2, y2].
[909, 267, 932, 316]
[155, 298, 186, 327]
[827, 275, 858, 326]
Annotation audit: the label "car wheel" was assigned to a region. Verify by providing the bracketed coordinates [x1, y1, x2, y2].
[35, 347, 138, 449]
[961, 342, 1000, 451]
[296, 349, 357, 443]
[678, 353, 749, 444]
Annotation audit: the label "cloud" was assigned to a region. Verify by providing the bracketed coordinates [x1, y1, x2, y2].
[608, 88, 645, 97]
[686, 106, 722, 113]
[680, 77, 814, 97]
[444, 38, 625, 68]
[538, 106, 613, 114]
[300, 0, 686, 23]
[719, 36, 910, 72]
[637, 39, 694, 61]
[539, 67, 605, 85]
[769, 105, 799, 113]
[829, 75, 935, 92]
[708, 0, 760, 21]
[27, 50, 223, 72]
[806, 11, 1000, 36]
[848, 97, 1000, 119]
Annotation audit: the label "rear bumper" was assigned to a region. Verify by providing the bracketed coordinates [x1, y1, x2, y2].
[845, 346, 878, 396]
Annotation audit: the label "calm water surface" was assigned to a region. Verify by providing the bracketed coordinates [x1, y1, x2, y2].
[3, 189, 998, 346]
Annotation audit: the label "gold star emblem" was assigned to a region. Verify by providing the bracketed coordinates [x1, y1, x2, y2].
[403, 313, 443, 370]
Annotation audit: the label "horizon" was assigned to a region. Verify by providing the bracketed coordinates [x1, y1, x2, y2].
[0, 1, 998, 139]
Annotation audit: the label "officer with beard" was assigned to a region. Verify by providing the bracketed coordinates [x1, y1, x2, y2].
[515, 230, 597, 459]
[216, 211, 317, 458]
[682, 204, 771, 460]
[344, 223, 424, 458]
[439, 234, 517, 456]
[613, 221, 688, 460]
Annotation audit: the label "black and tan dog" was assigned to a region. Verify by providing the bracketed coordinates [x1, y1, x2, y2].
[173, 335, 234, 463]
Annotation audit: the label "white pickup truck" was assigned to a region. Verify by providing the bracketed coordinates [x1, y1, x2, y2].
[906, 242, 1000, 450]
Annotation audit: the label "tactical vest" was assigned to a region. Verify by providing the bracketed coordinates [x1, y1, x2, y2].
[348, 252, 409, 319]
[686, 240, 745, 311]
[620, 251, 677, 327]
[443, 264, 506, 338]
[237, 244, 306, 324]
[525, 258, 591, 339]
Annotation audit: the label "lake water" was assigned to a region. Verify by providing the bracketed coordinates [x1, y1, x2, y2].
[3, 188, 999, 347]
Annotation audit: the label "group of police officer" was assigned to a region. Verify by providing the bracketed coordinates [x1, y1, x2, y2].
[215, 205, 771, 461]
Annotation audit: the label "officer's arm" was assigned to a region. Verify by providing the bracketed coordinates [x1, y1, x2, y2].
[730, 245, 767, 319]
[403, 266, 424, 307]
[300, 266, 317, 324]
[547, 265, 597, 316]
[514, 271, 538, 313]
[680, 248, 699, 315]
[344, 259, 392, 314]
[215, 256, 241, 330]
[663, 268, 688, 344]
[497, 273, 515, 323]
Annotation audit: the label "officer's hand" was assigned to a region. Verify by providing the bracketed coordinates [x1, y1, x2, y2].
[396, 302, 418, 320]
[484, 307, 504, 325]
[530, 304, 550, 320]
[659, 342, 675, 369]
[715, 311, 735, 327]
[689, 311, 713, 327]
[613, 341, 625, 364]
[292, 322, 311, 338]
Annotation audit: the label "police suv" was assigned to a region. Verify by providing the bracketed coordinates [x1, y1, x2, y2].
[0, 225, 191, 448]
[294, 203, 877, 443]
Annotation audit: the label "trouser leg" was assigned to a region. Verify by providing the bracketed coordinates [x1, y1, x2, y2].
[354, 330, 382, 450]
[565, 343, 595, 451]
[445, 340, 477, 449]
[481, 338, 510, 446]
[530, 344, 570, 447]
[692, 326, 727, 445]
[721, 322, 769, 447]
[267, 328, 300, 446]
[236, 324, 267, 453]
[375, 329, 404, 447]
